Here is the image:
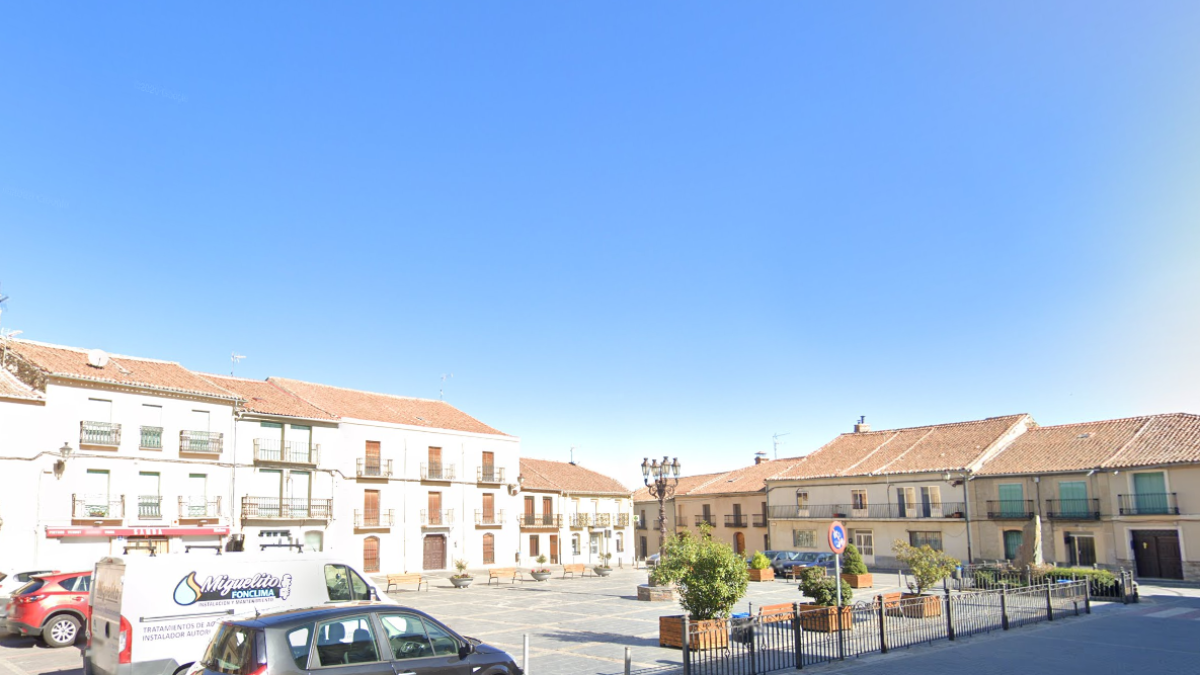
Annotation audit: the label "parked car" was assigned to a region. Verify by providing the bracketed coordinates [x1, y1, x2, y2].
[0, 569, 59, 599]
[745, 550, 801, 574]
[4, 571, 91, 647]
[189, 603, 521, 675]
[778, 552, 837, 578]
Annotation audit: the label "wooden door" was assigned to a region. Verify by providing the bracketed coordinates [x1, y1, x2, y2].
[483, 534, 495, 564]
[363, 537, 380, 573]
[365, 441, 381, 475]
[364, 490, 380, 527]
[734, 532, 745, 555]
[543, 496, 553, 515]
[428, 447, 442, 478]
[428, 492, 442, 525]
[423, 535, 446, 570]
[1133, 530, 1183, 579]
[550, 535, 559, 564]
[483, 493, 495, 523]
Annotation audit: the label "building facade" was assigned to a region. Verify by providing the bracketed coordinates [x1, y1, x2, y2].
[517, 458, 635, 568]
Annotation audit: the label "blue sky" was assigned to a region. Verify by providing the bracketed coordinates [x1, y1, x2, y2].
[3, 3, 1200, 487]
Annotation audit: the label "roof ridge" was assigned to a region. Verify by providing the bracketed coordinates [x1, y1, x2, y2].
[268, 376, 448, 405]
[838, 414, 1029, 437]
[1029, 413, 1198, 430]
[13, 338, 182, 365]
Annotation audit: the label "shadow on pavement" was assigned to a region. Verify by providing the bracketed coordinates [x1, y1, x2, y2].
[538, 629, 660, 648]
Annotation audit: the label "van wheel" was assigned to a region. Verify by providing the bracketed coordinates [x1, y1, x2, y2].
[44, 615, 80, 648]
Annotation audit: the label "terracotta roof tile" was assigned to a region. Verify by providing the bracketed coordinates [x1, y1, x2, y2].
[10, 340, 236, 400]
[520, 458, 631, 495]
[269, 377, 509, 436]
[689, 457, 808, 495]
[975, 417, 1146, 475]
[1101, 414, 1200, 469]
[199, 374, 337, 421]
[632, 471, 731, 501]
[0, 368, 43, 402]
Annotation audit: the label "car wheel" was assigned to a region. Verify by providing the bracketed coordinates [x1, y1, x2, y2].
[43, 615, 80, 648]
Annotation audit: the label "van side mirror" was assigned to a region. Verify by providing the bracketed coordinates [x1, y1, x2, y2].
[458, 643, 472, 660]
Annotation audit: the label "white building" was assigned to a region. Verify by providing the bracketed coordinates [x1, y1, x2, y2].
[517, 458, 635, 568]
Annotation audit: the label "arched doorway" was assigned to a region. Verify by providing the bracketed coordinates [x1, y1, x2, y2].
[363, 536, 380, 573]
[734, 532, 745, 556]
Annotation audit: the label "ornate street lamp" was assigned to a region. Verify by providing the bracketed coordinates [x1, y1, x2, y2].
[641, 456, 682, 553]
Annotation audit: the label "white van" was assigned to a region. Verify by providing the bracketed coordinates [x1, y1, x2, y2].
[85, 554, 390, 675]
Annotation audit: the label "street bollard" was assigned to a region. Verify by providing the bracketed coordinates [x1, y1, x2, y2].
[523, 633, 530, 675]
[624, 646, 631, 675]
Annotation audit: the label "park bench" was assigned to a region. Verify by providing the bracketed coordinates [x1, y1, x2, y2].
[757, 602, 795, 624]
[488, 567, 518, 585]
[562, 563, 586, 579]
[385, 573, 427, 593]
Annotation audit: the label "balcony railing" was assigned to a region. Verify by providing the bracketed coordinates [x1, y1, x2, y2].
[420, 509, 454, 526]
[636, 517, 649, 530]
[474, 509, 506, 526]
[354, 509, 394, 528]
[421, 462, 455, 481]
[138, 496, 163, 519]
[725, 514, 748, 528]
[769, 502, 968, 520]
[356, 458, 393, 478]
[616, 513, 631, 527]
[570, 513, 593, 528]
[240, 496, 332, 520]
[80, 421, 121, 447]
[73, 494, 124, 520]
[140, 426, 163, 449]
[1118, 493, 1180, 516]
[180, 430, 223, 454]
[253, 439, 319, 465]
[594, 513, 612, 527]
[986, 500, 1036, 519]
[1046, 498, 1101, 520]
[178, 496, 222, 519]
[752, 513, 767, 527]
[694, 515, 716, 527]
[478, 465, 505, 483]
[518, 514, 562, 528]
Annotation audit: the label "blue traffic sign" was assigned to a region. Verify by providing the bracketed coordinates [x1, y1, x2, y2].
[828, 521, 847, 554]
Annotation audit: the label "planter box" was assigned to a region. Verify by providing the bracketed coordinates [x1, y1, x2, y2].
[637, 584, 677, 602]
[841, 573, 872, 588]
[659, 615, 728, 650]
[530, 571, 552, 582]
[593, 567, 612, 577]
[894, 593, 943, 618]
[796, 604, 853, 632]
[450, 576, 473, 589]
[749, 568, 775, 582]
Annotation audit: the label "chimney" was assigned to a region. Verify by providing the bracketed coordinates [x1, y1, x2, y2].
[754, 451, 768, 465]
[854, 416, 871, 433]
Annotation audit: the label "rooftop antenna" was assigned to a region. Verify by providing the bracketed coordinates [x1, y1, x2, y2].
[569, 446, 578, 465]
[231, 353, 246, 376]
[0, 285, 17, 368]
[772, 432, 791, 460]
[440, 373, 453, 400]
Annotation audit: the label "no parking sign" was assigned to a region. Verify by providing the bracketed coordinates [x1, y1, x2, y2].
[828, 521, 847, 554]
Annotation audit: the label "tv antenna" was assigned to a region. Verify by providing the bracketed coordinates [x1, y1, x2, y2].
[569, 446, 579, 465]
[440, 373, 453, 400]
[231, 353, 246, 376]
[772, 432, 791, 460]
[0, 285, 19, 368]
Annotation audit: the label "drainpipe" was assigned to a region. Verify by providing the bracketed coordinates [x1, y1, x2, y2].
[962, 476, 973, 564]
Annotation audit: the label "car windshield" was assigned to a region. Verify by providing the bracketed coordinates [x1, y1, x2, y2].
[794, 552, 821, 563]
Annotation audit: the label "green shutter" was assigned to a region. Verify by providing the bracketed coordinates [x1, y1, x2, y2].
[998, 483, 1025, 517]
[1133, 472, 1167, 514]
[1058, 481, 1088, 517]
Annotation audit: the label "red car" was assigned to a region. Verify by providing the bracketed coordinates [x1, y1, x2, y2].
[4, 571, 92, 648]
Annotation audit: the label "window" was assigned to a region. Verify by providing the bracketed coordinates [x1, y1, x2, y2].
[379, 613, 458, 661]
[1132, 472, 1169, 514]
[138, 472, 161, 519]
[853, 529, 874, 556]
[1058, 481, 1089, 517]
[998, 483, 1025, 517]
[364, 441, 381, 475]
[1066, 533, 1097, 567]
[529, 535, 540, 558]
[851, 490, 868, 510]
[616, 532, 625, 553]
[428, 447, 442, 479]
[543, 496, 553, 516]
[305, 531, 324, 552]
[363, 537, 380, 573]
[86, 398, 113, 422]
[59, 575, 91, 592]
[428, 492, 442, 525]
[571, 535, 580, 556]
[899, 487, 918, 517]
[1003, 530, 1023, 560]
[482, 534, 495, 564]
[315, 615, 379, 666]
[921, 486, 942, 516]
[796, 491, 809, 508]
[793, 529, 816, 548]
[908, 531, 943, 551]
[323, 565, 371, 602]
[482, 493, 495, 522]
[363, 490, 380, 526]
[287, 627, 312, 669]
[141, 405, 163, 449]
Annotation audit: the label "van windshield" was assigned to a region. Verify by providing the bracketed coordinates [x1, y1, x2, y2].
[324, 565, 372, 602]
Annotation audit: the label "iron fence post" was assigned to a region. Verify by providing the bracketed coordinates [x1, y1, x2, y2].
[1084, 578, 1091, 614]
[1045, 583, 1054, 622]
[1000, 584, 1009, 630]
[793, 601, 803, 670]
[836, 603, 845, 660]
[682, 616, 690, 675]
[878, 596, 888, 654]
[944, 580, 955, 640]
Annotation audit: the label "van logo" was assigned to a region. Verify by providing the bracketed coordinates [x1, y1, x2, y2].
[173, 572, 293, 606]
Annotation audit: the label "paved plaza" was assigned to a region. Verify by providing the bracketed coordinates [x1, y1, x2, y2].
[1, 570, 1197, 675]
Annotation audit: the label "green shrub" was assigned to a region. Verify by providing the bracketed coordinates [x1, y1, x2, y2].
[1045, 567, 1116, 587]
[655, 525, 749, 620]
[841, 543, 868, 575]
[893, 540, 959, 595]
[749, 551, 771, 570]
[798, 567, 852, 606]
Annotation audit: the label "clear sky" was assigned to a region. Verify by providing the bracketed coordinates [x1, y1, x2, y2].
[3, 3, 1200, 489]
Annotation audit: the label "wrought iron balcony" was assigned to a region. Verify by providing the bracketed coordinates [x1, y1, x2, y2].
[354, 509, 394, 528]
[474, 509, 506, 526]
[179, 496, 222, 519]
[616, 513, 631, 527]
[139, 426, 163, 449]
[240, 496, 332, 520]
[1118, 493, 1180, 516]
[752, 513, 767, 527]
[986, 500, 1036, 519]
[73, 494, 124, 520]
[694, 515, 716, 527]
[570, 513, 593, 528]
[253, 439, 319, 465]
[768, 502, 968, 520]
[420, 509, 454, 526]
[594, 513, 613, 527]
[180, 430, 223, 454]
[477, 465, 505, 483]
[80, 421, 121, 447]
[356, 458, 393, 478]
[725, 514, 748, 528]
[1045, 498, 1101, 520]
[421, 462, 455, 481]
[137, 496, 163, 519]
[518, 513, 562, 528]
[635, 516, 649, 530]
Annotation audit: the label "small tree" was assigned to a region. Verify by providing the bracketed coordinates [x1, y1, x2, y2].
[533, 554, 549, 573]
[893, 540, 959, 594]
[841, 543, 868, 575]
[798, 567, 852, 606]
[597, 552, 613, 569]
[749, 551, 771, 570]
[655, 525, 749, 620]
[452, 558, 471, 579]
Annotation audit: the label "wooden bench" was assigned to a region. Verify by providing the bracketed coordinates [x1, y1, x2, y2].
[385, 573, 427, 593]
[757, 602, 795, 624]
[562, 563, 585, 579]
[488, 567, 518, 585]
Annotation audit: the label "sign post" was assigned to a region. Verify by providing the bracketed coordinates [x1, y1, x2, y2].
[828, 521, 847, 607]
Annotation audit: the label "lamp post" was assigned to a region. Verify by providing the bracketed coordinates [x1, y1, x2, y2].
[945, 471, 973, 564]
[641, 456, 681, 553]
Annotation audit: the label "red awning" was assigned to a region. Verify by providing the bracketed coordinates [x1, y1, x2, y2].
[45, 526, 230, 538]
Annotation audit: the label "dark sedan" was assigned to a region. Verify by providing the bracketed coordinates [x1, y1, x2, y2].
[778, 552, 838, 578]
[191, 602, 520, 675]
